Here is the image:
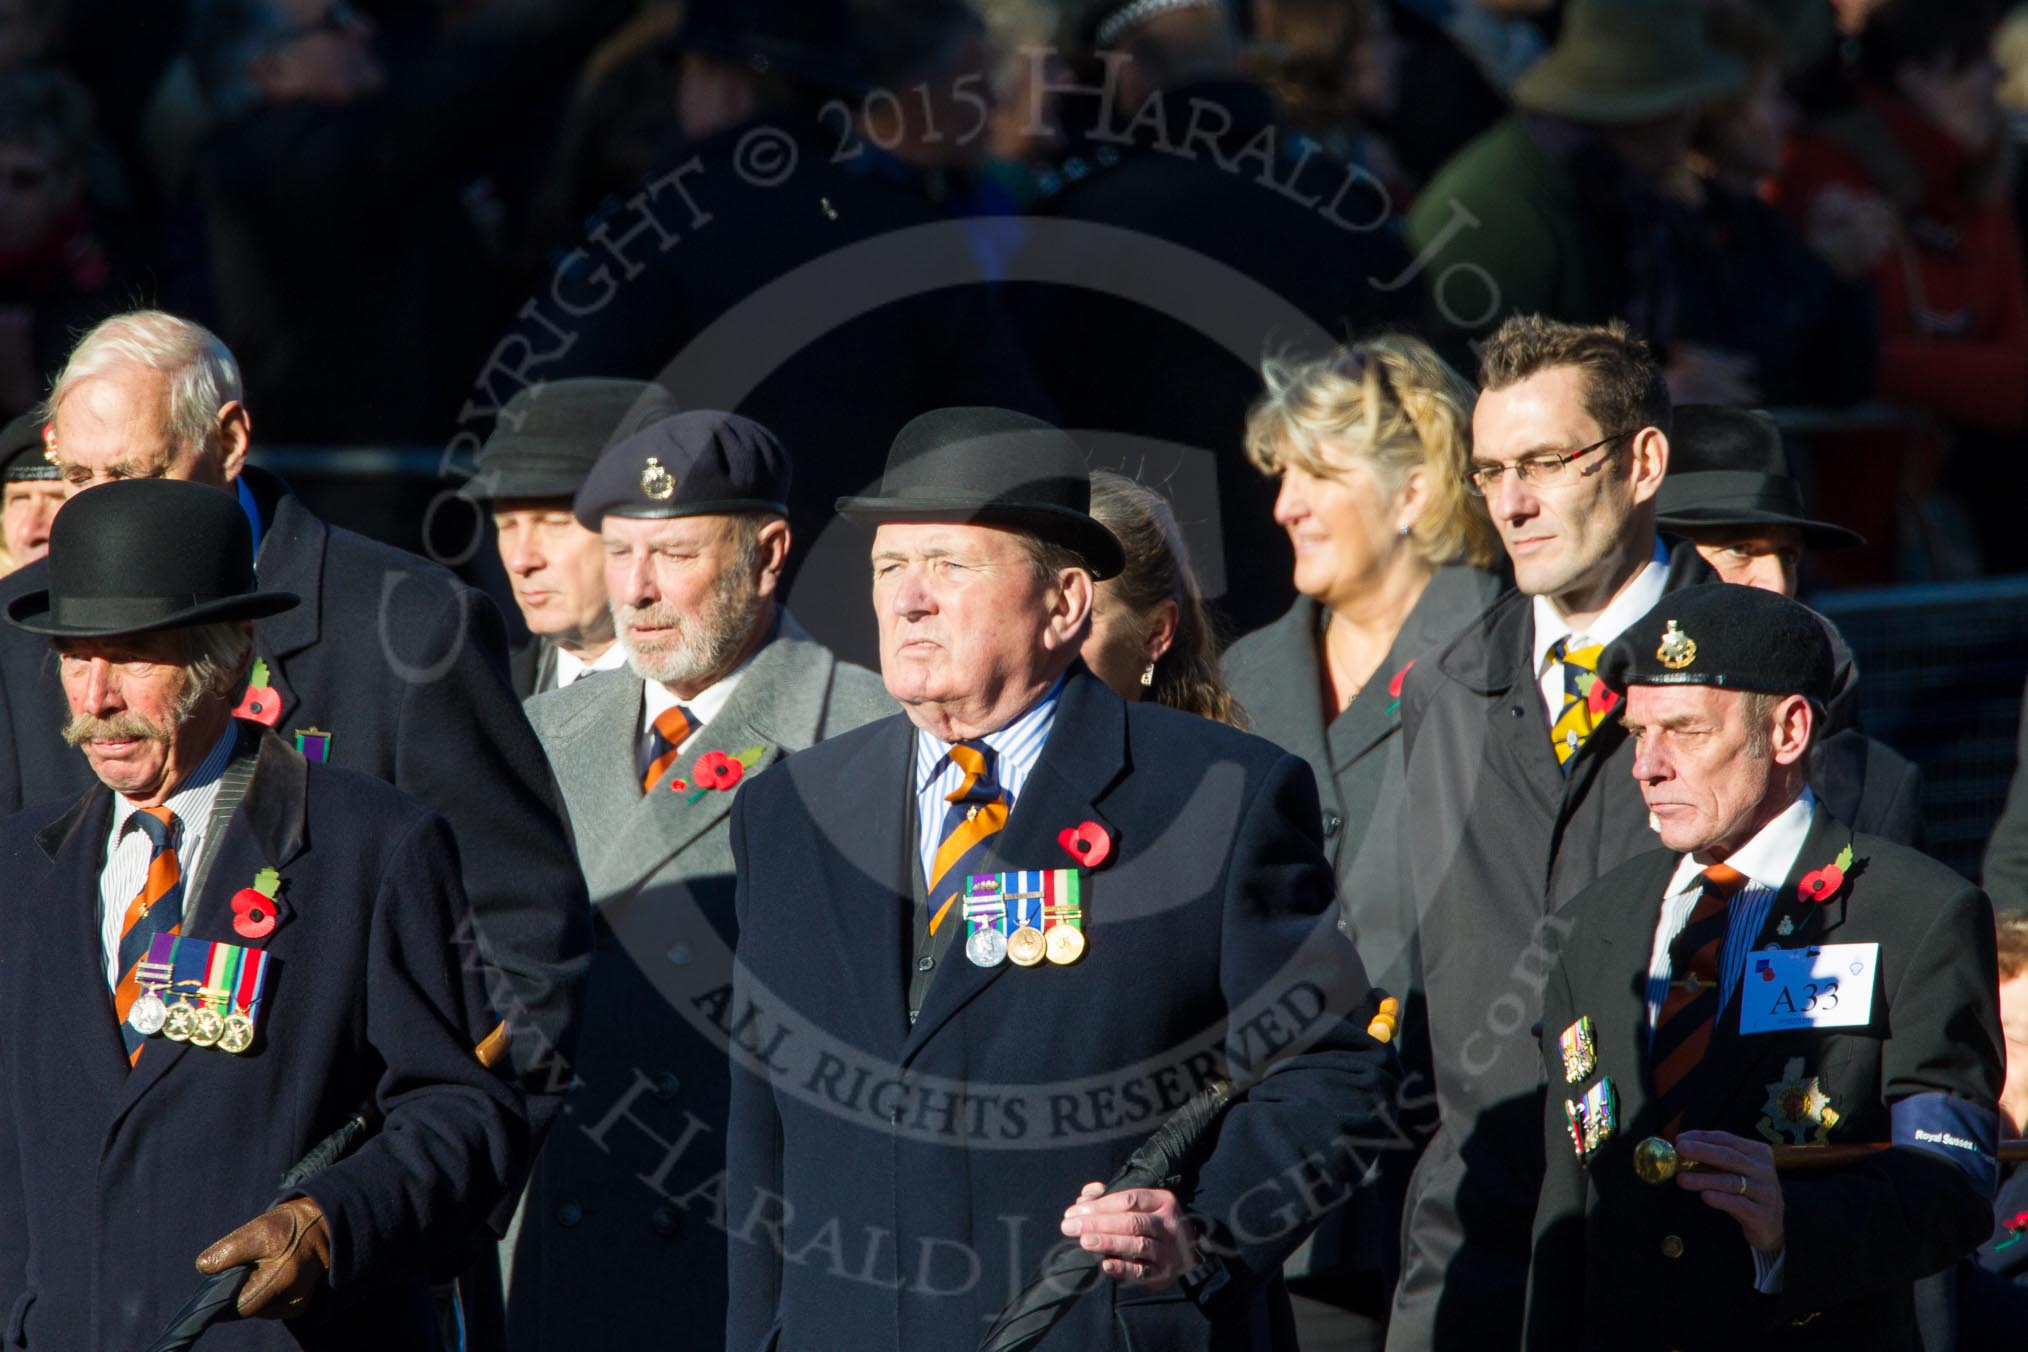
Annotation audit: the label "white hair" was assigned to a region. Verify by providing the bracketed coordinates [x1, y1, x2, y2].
[174, 621, 256, 722]
[45, 310, 243, 456]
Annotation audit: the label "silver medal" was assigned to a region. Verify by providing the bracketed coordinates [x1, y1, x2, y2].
[128, 990, 168, 1037]
[965, 926, 1008, 967]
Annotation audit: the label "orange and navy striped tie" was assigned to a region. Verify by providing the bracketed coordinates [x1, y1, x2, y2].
[1651, 863, 1748, 1138]
[113, 806, 183, 1066]
[1547, 638, 1608, 769]
[925, 741, 1008, 938]
[639, 705, 695, 794]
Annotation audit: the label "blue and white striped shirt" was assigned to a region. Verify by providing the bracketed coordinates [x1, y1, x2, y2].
[913, 677, 1063, 887]
[97, 725, 238, 989]
[1644, 788, 1818, 1036]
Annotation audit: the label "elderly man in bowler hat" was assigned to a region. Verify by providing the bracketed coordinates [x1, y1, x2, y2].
[505, 412, 890, 1350]
[726, 407, 1395, 1351]
[1526, 583, 2001, 1349]
[2, 308, 588, 1146]
[0, 479, 525, 1348]
[0, 408, 62, 575]
[458, 377, 679, 698]
[1658, 404, 1926, 847]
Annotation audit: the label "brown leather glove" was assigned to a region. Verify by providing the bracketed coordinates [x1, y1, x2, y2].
[194, 1196, 332, 1319]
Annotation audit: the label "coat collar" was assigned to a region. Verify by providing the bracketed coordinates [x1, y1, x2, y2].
[31, 726, 309, 1119]
[900, 664, 1127, 1062]
[555, 618, 843, 903]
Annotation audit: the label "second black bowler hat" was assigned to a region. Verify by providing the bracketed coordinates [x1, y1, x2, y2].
[836, 408, 1126, 580]
[1597, 583, 1835, 704]
[6, 479, 298, 637]
[1656, 405, 1864, 549]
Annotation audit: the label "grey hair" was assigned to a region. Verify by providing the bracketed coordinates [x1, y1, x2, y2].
[174, 621, 256, 723]
[45, 310, 242, 457]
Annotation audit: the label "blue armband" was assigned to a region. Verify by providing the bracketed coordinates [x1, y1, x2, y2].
[1890, 1092, 1999, 1198]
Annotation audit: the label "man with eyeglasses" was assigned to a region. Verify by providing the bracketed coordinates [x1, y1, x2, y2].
[1385, 314, 1716, 1352]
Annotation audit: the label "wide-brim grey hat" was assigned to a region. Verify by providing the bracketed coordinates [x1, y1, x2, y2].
[1511, 0, 1747, 126]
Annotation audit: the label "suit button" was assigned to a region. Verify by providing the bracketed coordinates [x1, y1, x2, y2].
[653, 1072, 681, 1099]
[666, 943, 692, 966]
[1323, 813, 1343, 838]
[1512, 706, 1525, 718]
[1660, 1234, 1684, 1259]
[558, 1202, 583, 1227]
[915, 955, 935, 973]
[650, 1206, 678, 1237]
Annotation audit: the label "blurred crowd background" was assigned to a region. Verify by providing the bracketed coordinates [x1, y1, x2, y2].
[4, 0, 2027, 872]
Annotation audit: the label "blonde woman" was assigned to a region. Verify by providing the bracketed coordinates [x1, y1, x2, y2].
[1221, 333, 1498, 1348]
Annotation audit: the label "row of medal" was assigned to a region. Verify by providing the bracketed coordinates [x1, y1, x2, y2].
[963, 869, 1086, 968]
[1559, 1015, 1618, 1159]
[128, 932, 272, 1056]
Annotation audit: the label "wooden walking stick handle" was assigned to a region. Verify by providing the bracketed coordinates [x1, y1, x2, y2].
[1635, 1135, 2028, 1182]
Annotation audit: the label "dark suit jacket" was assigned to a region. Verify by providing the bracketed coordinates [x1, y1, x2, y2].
[1525, 805, 2002, 1351]
[0, 468, 590, 1122]
[1386, 542, 1715, 1351]
[0, 729, 526, 1351]
[725, 666, 1395, 1352]
[1222, 566, 1501, 1293]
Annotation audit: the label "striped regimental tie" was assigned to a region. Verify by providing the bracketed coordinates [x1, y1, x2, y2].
[1651, 863, 1749, 1139]
[638, 705, 696, 794]
[925, 741, 1009, 939]
[113, 806, 184, 1066]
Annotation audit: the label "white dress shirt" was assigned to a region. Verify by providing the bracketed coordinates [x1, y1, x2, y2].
[97, 726, 238, 988]
[1530, 539, 1668, 724]
[553, 641, 627, 691]
[640, 648, 758, 756]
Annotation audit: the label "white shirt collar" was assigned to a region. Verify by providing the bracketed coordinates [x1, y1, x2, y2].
[912, 673, 1066, 799]
[554, 641, 626, 690]
[642, 647, 760, 749]
[1664, 787, 1819, 898]
[1531, 538, 1669, 675]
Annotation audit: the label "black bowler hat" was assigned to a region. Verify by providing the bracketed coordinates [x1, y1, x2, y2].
[677, 0, 867, 94]
[0, 410, 56, 482]
[1598, 583, 1835, 704]
[837, 407, 1126, 580]
[1657, 406, 1864, 550]
[458, 379, 679, 505]
[573, 410, 792, 530]
[6, 479, 298, 637]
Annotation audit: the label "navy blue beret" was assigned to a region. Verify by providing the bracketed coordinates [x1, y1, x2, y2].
[573, 410, 792, 529]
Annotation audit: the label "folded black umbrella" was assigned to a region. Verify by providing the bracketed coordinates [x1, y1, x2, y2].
[976, 1079, 1237, 1352]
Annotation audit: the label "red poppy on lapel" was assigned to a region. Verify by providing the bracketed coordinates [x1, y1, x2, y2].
[232, 658, 283, 726]
[1585, 677, 1619, 717]
[1798, 844, 1857, 904]
[695, 750, 744, 791]
[231, 866, 285, 940]
[1058, 820, 1113, 870]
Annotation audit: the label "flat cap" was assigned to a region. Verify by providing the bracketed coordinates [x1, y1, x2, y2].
[0, 410, 56, 482]
[1599, 583, 1835, 704]
[573, 410, 792, 530]
[460, 379, 680, 504]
